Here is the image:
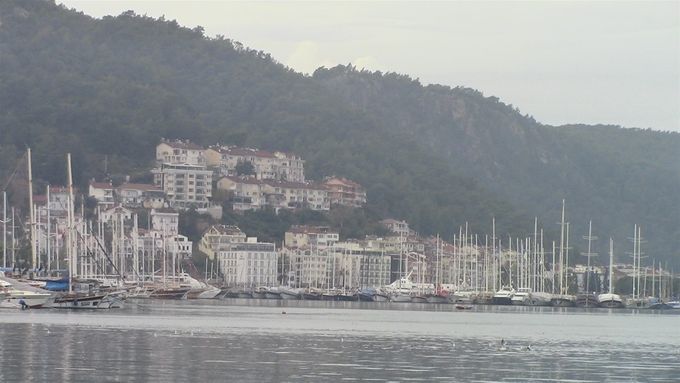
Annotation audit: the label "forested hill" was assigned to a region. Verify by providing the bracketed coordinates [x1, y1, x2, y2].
[0, 1, 677, 265]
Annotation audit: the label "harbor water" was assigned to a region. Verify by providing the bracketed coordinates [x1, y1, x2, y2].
[1, 300, 679, 382]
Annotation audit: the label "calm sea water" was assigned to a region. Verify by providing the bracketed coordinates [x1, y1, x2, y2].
[1, 300, 679, 382]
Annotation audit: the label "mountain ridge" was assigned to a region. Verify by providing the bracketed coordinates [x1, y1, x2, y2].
[0, 1, 677, 265]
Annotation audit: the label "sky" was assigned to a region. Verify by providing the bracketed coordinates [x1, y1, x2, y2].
[59, 1, 680, 131]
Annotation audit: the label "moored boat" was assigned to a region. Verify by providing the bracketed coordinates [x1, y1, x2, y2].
[390, 292, 412, 302]
[551, 294, 576, 307]
[575, 293, 598, 308]
[278, 287, 300, 300]
[527, 291, 553, 306]
[150, 287, 190, 300]
[48, 293, 119, 309]
[597, 293, 625, 308]
[511, 288, 531, 305]
[492, 287, 515, 305]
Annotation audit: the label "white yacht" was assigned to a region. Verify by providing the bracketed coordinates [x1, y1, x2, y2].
[598, 238, 624, 309]
[1, 279, 52, 308]
[511, 288, 532, 305]
[492, 286, 515, 305]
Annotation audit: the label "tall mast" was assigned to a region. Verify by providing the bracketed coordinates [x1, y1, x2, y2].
[2, 191, 6, 268]
[632, 224, 637, 299]
[551, 240, 556, 294]
[608, 238, 614, 293]
[66, 153, 74, 293]
[564, 222, 570, 295]
[533, 217, 538, 291]
[27, 148, 37, 270]
[582, 220, 597, 294]
[491, 217, 496, 291]
[559, 199, 565, 295]
[46, 185, 51, 271]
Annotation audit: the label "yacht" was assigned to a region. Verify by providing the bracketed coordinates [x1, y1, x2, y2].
[492, 286, 515, 305]
[528, 291, 553, 306]
[511, 288, 532, 305]
[1, 279, 52, 308]
[598, 238, 624, 309]
[598, 293, 625, 308]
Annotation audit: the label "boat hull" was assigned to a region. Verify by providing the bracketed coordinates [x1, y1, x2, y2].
[150, 288, 190, 300]
[49, 294, 115, 309]
[425, 295, 449, 304]
[390, 294, 412, 303]
[492, 296, 513, 305]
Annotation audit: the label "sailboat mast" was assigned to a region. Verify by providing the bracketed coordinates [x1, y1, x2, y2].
[46, 185, 51, 271]
[632, 224, 637, 299]
[559, 199, 565, 295]
[66, 153, 75, 293]
[27, 148, 37, 270]
[608, 238, 613, 293]
[2, 191, 6, 268]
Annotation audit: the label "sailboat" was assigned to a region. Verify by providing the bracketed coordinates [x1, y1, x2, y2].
[597, 238, 625, 308]
[47, 153, 122, 309]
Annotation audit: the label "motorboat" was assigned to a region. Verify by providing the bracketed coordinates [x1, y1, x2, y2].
[492, 286, 515, 305]
[511, 288, 532, 305]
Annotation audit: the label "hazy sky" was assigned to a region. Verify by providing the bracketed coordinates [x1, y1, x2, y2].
[60, 1, 680, 131]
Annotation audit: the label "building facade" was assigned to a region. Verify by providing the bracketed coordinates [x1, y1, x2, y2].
[152, 163, 212, 210]
[198, 225, 247, 260]
[156, 139, 206, 166]
[217, 239, 278, 287]
[322, 176, 367, 207]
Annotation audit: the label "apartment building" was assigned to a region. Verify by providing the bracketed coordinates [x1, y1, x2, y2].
[156, 139, 206, 166]
[217, 238, 278, 287]
[151, 163, 212, 210]
[205, 145, 305, 182]
[322, 176, 367, 207]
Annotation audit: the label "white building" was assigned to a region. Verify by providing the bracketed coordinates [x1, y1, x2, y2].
[284, 225, 339, 249]
[282, 245, 391, 289]
[116, 183, 166, 209]
[205, 145, 305, 182]
[88, 181, 115, 209]
[156, 139, 206, 166]
[150, 208, 179, 236]
[380, 219, 410, 237]
[152, 163, 213, 210]
[322, 176, 367, 207]
[262, 180, 329, 211]
[216, 176, 267, 211]
[216, 177, 329, 211]
[217, 238, 278, 287]
[198, 225, 247, 260]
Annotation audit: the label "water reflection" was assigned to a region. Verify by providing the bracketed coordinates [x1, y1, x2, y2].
[1, 301, 678, 382]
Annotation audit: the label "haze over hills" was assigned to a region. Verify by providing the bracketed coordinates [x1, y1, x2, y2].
[0, 1, 678, 265]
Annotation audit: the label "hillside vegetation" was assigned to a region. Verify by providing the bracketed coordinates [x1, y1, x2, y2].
[0, 1, 677, 265]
